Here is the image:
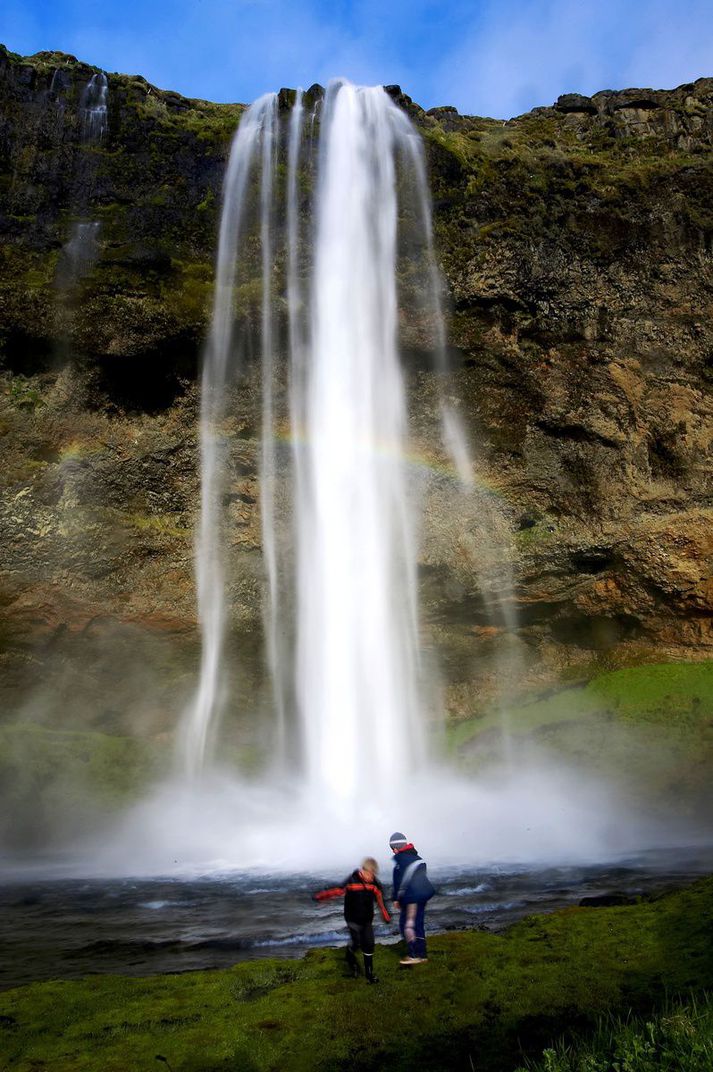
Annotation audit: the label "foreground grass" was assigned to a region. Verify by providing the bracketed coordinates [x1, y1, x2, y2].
[1, 878, 712, 1072]
[519, 993, 713, 1072]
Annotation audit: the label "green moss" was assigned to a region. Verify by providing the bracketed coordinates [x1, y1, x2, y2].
[1, 878, 712, 1071]
[157, 258, 214, 322]
[196, 188, 215, 214]
[449, 662, 713, 811]
[8, 376, 45, 411]
[588, 662, 713, 723]
[450, 661, 713, 747]
[0, 724, 168, 817]
[127, 512, 189, 539]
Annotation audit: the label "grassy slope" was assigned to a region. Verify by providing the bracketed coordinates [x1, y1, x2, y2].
[1, 879, 712, 1072]
[450, 662, 713, 813]
[451, 662, 713, 747]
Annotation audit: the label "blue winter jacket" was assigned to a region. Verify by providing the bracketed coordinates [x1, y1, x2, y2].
[391, 846, 435, 905]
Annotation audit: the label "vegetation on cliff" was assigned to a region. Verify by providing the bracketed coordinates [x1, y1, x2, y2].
[450, 661, 713, 816]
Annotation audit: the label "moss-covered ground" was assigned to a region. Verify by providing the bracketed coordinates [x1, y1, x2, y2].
[450, 660, 713, 749]
[1, 878, 712, 1071]
[0, 723, 166, 808]
[450, 661, 713, 814]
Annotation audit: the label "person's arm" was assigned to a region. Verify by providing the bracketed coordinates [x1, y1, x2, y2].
[312, 885, 345, 903]
[372, 877, 391, 923]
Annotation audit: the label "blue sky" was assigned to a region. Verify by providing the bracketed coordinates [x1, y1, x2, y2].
[2, 0, 712, 117]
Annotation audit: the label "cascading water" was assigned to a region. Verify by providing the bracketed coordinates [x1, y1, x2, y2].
[61, 221, 101, 279]
[182, 94, 278, 777]
[183, 83, 440, 798]
[295, 85, 424, 805]
[80, 72, 108, 142]
[56, 72, 109, 291]
[160, 79, 623, 876]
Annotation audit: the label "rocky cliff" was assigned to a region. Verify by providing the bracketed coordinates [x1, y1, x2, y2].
[1, 43, 711, 761]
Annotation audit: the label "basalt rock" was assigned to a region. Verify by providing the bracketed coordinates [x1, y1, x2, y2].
[0, 42, 711, 739]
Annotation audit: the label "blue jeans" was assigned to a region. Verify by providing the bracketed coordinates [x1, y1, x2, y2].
[400, 900, 427, 959]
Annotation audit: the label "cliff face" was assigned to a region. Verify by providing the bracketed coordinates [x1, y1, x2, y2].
[0, 44, 711, 746]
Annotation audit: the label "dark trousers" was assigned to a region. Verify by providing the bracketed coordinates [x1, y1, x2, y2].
[346, 922, 375, 978]
[399, 901, 427, 959]
[347, 922, 375, 954]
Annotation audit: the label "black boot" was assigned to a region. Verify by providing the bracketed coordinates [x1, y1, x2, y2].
[346, 946, 361, 978]
[363, 953, 379, 984]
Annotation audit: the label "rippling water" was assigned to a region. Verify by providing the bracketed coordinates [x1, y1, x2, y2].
[1, 846, 711, 990]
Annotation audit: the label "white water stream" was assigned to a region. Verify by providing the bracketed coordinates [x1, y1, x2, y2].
[182, 94, 278, 777]
[57, 71, 109, 290]
[183, 83, 463, 800]
[295, 84, 424, 805]
[80, 72, 108, 142]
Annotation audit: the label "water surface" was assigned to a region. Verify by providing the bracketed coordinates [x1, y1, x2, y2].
[1, 846, 710, 990]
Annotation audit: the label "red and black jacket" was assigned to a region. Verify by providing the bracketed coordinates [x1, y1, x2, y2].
[314, 869, 391, 925]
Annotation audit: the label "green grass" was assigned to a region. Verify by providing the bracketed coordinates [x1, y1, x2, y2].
[1, 878, 712, 1071]
[450, 661, 713, 747]
[0, 724, 168, 841]
[519, 993, 713, 1072]
[449, 662, 713, 814]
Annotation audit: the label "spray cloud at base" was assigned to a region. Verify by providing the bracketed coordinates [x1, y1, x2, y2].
[73, 748, 697, 878]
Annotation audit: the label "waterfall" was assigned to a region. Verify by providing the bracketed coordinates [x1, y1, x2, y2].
[56, 72, 109, 292]
[258, 100, 286, 764]
[183, 82, 465, 802]
[60, 221, 101, 281]
[294, 84, 423, 805]
[281, 88, 305, 763]
[183, 94, 278, 776]
[80, 72, 109, 142]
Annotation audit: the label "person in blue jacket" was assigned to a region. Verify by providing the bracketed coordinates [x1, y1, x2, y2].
[389, 831, 435, 965]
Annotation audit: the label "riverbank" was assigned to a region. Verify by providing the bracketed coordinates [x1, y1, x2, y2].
[1, 875, 712, 1071]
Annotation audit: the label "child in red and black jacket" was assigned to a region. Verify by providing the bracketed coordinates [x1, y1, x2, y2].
[313, 857, 391, 983]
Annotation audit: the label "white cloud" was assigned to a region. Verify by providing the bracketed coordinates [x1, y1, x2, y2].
[437, 0, 713, 118]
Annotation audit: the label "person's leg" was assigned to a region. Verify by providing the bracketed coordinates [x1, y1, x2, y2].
[362, 923, 377, 983]
[414, 901, 427, 960]
[346, 923, 361, 976]
[401, 902, 419, 960]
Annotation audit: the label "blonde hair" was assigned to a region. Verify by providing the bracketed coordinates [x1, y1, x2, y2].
[361, 857, 379, 875]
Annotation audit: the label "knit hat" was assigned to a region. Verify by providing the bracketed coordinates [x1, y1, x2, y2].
[389, 832, 408, 849]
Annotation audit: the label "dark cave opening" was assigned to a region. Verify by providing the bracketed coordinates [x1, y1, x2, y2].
[89, 337, 199, 414]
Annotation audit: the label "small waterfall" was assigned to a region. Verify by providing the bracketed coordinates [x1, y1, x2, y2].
[58, 221, 101, 283]
[258, 100, 286, 763]
[80, 72, 109, 143]
[280, 88, 305, 763]
[391, 108, 522, 752]
[56, 72, 109, 293]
